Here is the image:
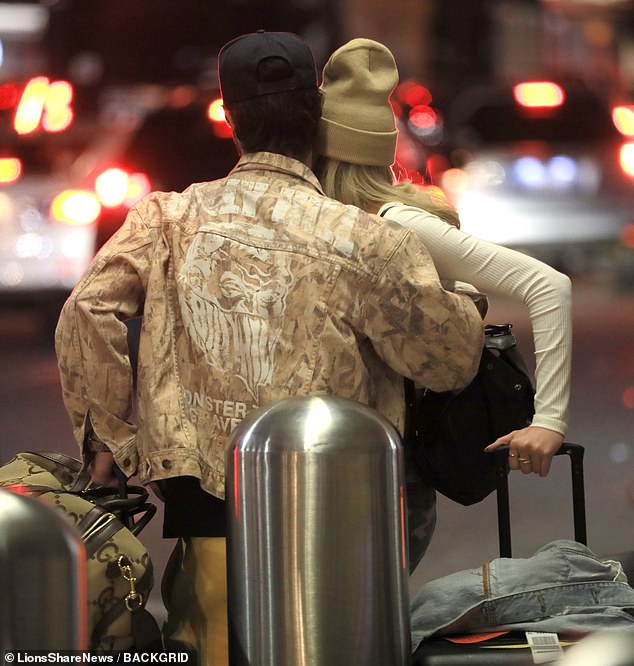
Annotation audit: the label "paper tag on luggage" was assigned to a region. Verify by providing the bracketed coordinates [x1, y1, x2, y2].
[526, 631, 564, 664]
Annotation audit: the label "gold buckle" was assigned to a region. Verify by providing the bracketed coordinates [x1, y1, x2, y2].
[118, 555, 143, 611]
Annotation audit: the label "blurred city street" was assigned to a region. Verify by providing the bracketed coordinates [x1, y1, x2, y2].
[0, 270, 632, 615]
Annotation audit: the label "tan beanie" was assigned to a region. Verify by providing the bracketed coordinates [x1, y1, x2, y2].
[318, 38, 398, 167]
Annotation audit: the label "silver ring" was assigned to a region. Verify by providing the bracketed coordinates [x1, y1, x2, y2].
[518, 458, 531, 464]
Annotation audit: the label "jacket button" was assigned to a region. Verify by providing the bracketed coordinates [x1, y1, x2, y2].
[123, 458, 131, 467]
[162, 459, 172, 469]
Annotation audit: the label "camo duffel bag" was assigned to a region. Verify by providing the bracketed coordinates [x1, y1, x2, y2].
[0, 451, 160, 653]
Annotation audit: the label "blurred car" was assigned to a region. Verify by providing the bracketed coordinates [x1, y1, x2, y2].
[86, 89, 238, 250]
[435, 79, 634, 273]
[0, 82, 238, 316]
[0, 77, 99, 310]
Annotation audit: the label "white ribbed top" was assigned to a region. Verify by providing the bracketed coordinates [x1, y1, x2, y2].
[379, 202, 572, 436]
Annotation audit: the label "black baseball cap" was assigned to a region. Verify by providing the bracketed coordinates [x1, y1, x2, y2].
[218, 30, 318, 106]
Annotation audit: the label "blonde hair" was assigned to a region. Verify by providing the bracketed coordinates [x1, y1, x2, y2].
[314, 157, 460, 229]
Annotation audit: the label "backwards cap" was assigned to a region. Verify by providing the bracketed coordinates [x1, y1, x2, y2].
[219, 30, 318, 106]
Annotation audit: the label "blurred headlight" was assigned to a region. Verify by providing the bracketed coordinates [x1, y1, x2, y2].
[15, 232, 44, 258]
[95, 167, 129, 207]
[95, 168, 150, 208]
[465, 160, 506, 188]
[512, 157, 547, 189]
[513, 81, 564, 108]
[548, 155, 577, 188]
[50, 190, 101, 225]
[619, 142, 634, 178]
[612, 105, 634, 137]
[0, 157, 22, 184]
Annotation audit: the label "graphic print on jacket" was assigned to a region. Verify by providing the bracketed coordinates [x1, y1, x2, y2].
[178, 232, 294, 402]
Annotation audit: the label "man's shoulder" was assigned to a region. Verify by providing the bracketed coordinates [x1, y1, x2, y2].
[317, 195, 411, 240]
[297, 195, 422, 279]
[133, 181, 219, 221]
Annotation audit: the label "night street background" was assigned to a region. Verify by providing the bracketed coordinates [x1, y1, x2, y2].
[1, 0, 634, 625]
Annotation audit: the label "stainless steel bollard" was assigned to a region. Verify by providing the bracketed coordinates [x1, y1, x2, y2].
[0, 488, 87, 650]
[226, 395, 411, 666]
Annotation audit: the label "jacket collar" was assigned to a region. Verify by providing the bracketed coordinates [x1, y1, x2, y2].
[231, 152, 325, 195]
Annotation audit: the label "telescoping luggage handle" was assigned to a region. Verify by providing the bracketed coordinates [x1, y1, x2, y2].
[493, 443, 587, 558]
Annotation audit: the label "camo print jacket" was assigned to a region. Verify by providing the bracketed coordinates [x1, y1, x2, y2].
[55, 152, 484, 499]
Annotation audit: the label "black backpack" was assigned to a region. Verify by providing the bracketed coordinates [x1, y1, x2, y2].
[404, 324, 535, 506]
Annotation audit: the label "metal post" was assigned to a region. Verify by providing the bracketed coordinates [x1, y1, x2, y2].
[0, 488, 87, 650]
[226, 395, 411, 666]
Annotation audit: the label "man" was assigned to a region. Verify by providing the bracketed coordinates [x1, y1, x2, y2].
[55, 30, 483, 664]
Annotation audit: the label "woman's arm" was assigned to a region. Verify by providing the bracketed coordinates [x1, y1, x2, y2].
[380, 203, 572, 476]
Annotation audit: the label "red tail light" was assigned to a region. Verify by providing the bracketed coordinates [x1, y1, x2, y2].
[50, 190, 101, 225]
[395, 81, 432, 107]
[0, 83, 19, 110]
[3, 484, 32, 496]
[0, 157, 22, 184]
[408, 105, 438, 130]
[514, 82, 565, 109]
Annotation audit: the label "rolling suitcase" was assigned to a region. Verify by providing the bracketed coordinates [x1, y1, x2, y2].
[412, 442, 588, 666]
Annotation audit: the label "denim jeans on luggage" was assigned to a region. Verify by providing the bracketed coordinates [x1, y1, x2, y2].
[411, 539, 634, 651]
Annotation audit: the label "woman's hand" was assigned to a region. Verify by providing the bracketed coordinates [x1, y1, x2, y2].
[485, 426, 564, 477]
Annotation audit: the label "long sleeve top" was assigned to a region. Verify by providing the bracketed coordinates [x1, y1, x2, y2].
[378, 202, 572, 436]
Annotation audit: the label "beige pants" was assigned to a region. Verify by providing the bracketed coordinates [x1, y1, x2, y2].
[163, 537, 228, 666]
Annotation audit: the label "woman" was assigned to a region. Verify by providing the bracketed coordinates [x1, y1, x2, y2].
[314, 40, 571, 491]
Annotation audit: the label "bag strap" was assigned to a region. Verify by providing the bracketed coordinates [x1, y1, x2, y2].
[131, 606, 164, 652]
[28, 487, 157, 543]
[22, 451, 92, 492]
[75, 502, 156, 555]
[484, 324, 534, 386]
[28, 451, 81, 471]
[76, 505, 123, 558]
[79, 484, 157, 535]
[80, 484, 148, 507]
[126, 503, 158, 536]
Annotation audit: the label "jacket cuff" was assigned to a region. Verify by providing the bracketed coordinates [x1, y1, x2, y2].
[85, 431, 111, 452]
